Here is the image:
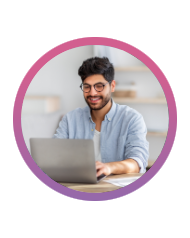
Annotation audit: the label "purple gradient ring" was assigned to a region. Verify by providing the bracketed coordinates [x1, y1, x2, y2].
[13, 37, 177, 201]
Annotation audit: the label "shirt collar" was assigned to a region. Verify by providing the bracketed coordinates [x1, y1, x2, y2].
[86, 98, 116, 122]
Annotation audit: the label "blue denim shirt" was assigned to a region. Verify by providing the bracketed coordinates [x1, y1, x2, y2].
[53, 100, 149, 173]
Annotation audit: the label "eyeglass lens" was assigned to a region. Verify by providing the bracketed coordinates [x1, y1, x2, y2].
[82, 83, 104, 92]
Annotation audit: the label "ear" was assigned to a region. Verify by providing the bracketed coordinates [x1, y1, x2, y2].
[111, 80, 116, 92]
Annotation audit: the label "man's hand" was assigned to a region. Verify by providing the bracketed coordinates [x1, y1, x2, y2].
[96, 161, 112, 177]
[96, 159, 140, 177]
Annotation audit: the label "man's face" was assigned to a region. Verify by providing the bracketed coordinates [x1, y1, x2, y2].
[82, 74, 115, 111]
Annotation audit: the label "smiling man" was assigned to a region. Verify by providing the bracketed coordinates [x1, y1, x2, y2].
[53, 57, 149, 176]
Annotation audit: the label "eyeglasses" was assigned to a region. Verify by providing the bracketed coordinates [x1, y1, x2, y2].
[80, 81, 111, 93]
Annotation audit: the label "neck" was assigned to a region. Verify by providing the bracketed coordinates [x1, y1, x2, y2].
[91, 99, 112, 122]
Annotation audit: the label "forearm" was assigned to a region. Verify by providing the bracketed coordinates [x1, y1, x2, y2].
[106, 159, 140, 174]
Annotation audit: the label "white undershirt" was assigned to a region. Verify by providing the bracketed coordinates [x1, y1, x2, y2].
[93, 129, 102, 162]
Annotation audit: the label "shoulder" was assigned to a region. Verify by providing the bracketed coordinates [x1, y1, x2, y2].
[114, 103, 146, 131]
[115, 103, 142, 121]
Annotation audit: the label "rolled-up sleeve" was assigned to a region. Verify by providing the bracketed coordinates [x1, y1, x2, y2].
[124, 114, 149, 173]
[53, 115, 69, 139]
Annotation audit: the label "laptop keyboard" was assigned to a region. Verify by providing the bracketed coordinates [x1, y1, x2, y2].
[97, 174, 106, 181]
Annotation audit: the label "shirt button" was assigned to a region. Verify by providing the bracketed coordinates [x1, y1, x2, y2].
[109, 118, 111, 121]
[91, 129, 94, 131]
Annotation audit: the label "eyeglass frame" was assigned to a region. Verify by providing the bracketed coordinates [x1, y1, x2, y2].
[80, 81, 111, 93]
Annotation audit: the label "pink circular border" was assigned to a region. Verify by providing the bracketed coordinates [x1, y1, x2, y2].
[13, 37, 177, 201]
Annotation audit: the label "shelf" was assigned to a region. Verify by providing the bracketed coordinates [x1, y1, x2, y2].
[113, 97, 167, 104]
[23, 96, 60, 113]
[24, 95, 60, 100]
[147, 131, 167, 137]
[115, 66, 150, 72]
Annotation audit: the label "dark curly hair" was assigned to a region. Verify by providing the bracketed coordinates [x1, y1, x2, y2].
[78, 57, 114, 82]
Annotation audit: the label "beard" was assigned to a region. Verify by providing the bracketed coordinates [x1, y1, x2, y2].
[84, 91, 111, 111]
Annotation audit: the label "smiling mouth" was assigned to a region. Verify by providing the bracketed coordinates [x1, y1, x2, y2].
[88, 97, 101, 103]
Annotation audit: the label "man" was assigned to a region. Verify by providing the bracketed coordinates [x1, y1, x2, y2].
[53, 57, 149, 177]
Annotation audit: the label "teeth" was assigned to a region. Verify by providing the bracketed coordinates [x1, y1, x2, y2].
[91, 98, 100, 101]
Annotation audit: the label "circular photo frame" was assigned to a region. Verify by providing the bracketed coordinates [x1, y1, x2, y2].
[13, 37, 177, 201]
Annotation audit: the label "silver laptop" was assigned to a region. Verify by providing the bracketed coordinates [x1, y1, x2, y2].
[30, 138, 106, 183]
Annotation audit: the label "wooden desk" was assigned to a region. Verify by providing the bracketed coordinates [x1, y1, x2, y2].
[59, 173, 143, 193]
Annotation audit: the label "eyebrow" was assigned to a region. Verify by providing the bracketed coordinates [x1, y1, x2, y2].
[83, 82, 106, 85]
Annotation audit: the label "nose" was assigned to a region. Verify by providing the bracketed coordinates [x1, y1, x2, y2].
[89, 86, 97, 96]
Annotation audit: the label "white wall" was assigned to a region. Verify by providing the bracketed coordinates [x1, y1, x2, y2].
[25, 45, 93, 114]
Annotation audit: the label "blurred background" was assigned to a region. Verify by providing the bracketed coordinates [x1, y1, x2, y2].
[21, 45, 168, 170]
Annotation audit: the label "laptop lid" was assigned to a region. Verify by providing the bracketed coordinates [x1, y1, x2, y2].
[30, 138, 100, 183]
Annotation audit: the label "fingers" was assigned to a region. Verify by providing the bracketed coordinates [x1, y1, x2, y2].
[96, 162, 104, 177]
[96, 161, 101, 165]
[96, 168, 105, 177]
[96, 161, 112, 177]
[96, 162, 104, 170]
[96, 169, 106, 177]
